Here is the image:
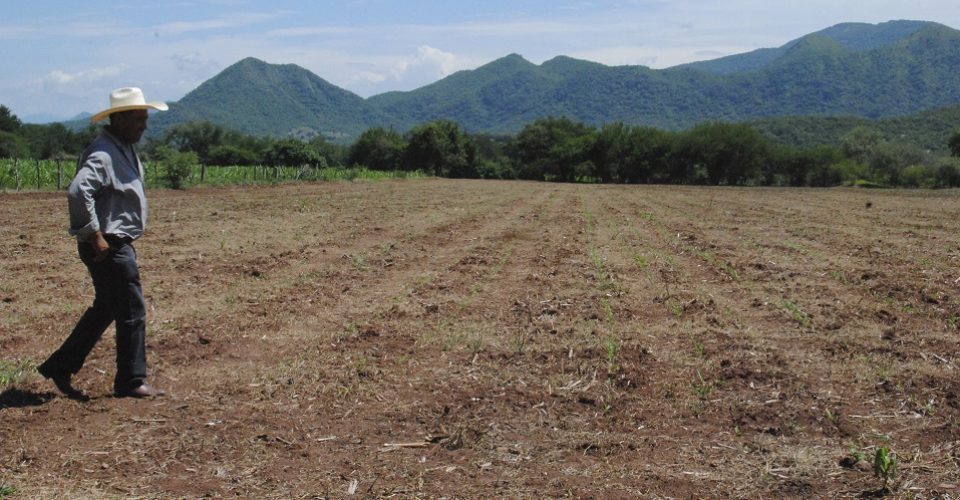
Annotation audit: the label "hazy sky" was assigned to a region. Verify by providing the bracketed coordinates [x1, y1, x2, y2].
[3, 0, 959, 122]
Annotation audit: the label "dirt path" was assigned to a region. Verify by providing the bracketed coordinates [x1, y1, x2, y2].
[2, 180, 960, 498]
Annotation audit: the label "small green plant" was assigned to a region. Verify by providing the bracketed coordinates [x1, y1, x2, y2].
[581, 205, 596, 232]
[872, 359, 892, 384]
[295, 198, 312, 213]
[467, 331, 486, 354]
[337, 323, 358, 342]
[696, 250, 740, 281]
[782, 300, 812, 328]
[632, 254, 649, 269]
[604, 337, 620, 375]
[335, 384, 354, 399]
[691, 369, 714, 399]
[589, 249, 614, 291]
[692, 342, 705, 358]
[0, 485, 17, 498]
[873, 446, 897, 489]
[829, 270, 848, 284]
[511, 330, 530, 354]
[0, 359, 32, 389]
[352, 356, 370, 378]
[825, 408, 838, 423]
[669, 300, 684, 319]
[850, 446, 866, 464]
[600, 297, 614, 324]
[350, 253, 366, 271]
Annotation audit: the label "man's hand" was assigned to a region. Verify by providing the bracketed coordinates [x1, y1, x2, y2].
[89, 231, 110, 262]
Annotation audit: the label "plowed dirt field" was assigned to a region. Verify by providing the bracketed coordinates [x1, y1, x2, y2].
[3, 180, 960, 498]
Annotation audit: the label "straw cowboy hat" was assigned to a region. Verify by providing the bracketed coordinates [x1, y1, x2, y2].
[90, 87, 168, 124]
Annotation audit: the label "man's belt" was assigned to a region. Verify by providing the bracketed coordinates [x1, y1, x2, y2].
[104, 234, 134, 247]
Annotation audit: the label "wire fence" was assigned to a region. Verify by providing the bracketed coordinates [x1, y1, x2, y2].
[0, 158, 424, 192]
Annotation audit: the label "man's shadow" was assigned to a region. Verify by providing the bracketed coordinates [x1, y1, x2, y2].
[0, 388, 56, 409]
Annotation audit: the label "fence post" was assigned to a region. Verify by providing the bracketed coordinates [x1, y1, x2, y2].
[201, 163, 206, 183]
[15, 158, 20, 191]
[57, 159, 63, 190]
[36, 159, 41, 190]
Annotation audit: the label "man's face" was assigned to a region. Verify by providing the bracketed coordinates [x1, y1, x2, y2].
[110, 109, 149, 144]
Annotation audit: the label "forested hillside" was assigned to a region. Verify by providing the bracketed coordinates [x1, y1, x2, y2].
[5, 20, 960, 190]
[51, 20, 960, 142]
[147, 57, 386, 140]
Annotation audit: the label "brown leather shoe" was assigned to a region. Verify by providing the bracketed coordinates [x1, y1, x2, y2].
[37, 366, 89, 401]
[115, 383, 166, 398]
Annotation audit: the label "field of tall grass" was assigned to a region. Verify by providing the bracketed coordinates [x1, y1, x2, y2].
[0, 158, 424, 192]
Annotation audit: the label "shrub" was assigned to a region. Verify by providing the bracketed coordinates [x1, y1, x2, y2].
[152, 145, 198, 190]
[900, 164, 938, 188]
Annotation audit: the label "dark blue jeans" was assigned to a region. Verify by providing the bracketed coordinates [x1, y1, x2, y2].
[40, 239, 147, 392]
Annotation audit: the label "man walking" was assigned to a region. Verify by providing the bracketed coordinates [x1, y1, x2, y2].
[38, 87, 168, 399]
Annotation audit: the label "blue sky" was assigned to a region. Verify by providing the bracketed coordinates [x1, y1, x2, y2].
[3, 0, 959, 122]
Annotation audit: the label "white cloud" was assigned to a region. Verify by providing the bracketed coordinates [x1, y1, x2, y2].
[349, 71, 388, 85]
[0, 25, 41, 38]
[266, 26, 359, 37]
[40, 65, 129, 86]
[568, 42, 764, 68]
[171, 52, 223, 77]
[155, 12, 286, 36]
[390, 45, 474, 85]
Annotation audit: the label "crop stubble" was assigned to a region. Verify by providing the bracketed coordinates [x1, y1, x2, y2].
[2, 180, 960, 498]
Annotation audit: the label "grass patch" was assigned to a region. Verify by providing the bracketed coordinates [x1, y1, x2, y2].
[782, 300, 812, 328]
[0, 359, 33, 390]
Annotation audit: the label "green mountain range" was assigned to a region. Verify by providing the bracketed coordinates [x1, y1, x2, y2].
[140, 20, 960, 142]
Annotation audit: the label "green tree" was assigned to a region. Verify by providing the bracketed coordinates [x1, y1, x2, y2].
[840, 126, 883, 164]
[936, 159, 960, 187]
[472, 133, 513, 179]
[680, 122, 768, 185]
[152, 145, 198, 189]
[264, 138, 322, 167]
[161, 121, 227, 164]
[18, 122, 94, 159]
[771, 145, 843, 186]
[0, 131, 29, 157]
[867, 142, 927, 186]
[668, 131, 708, 184]
[623, 127, 674, 184]
[949, 129, 960, 158]
[207, 144, 259, 166]
[590, 123, 629, 183]
[309, 136, 347, 167]
[509, 117, 595, 182]
[348, 127, 405, 171]
[0, 105, 22, 133]
[900, 164, 938, 188]
[403, 120, 477, 178]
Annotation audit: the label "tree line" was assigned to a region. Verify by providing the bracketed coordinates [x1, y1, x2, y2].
[3, 104, 960, 188]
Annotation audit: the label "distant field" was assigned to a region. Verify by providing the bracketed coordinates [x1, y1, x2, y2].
[2, 180, 959, 497]
[0, 158, 421, 191]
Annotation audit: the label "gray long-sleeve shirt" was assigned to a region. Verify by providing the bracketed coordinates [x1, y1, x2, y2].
[67, 129, 147, 242]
